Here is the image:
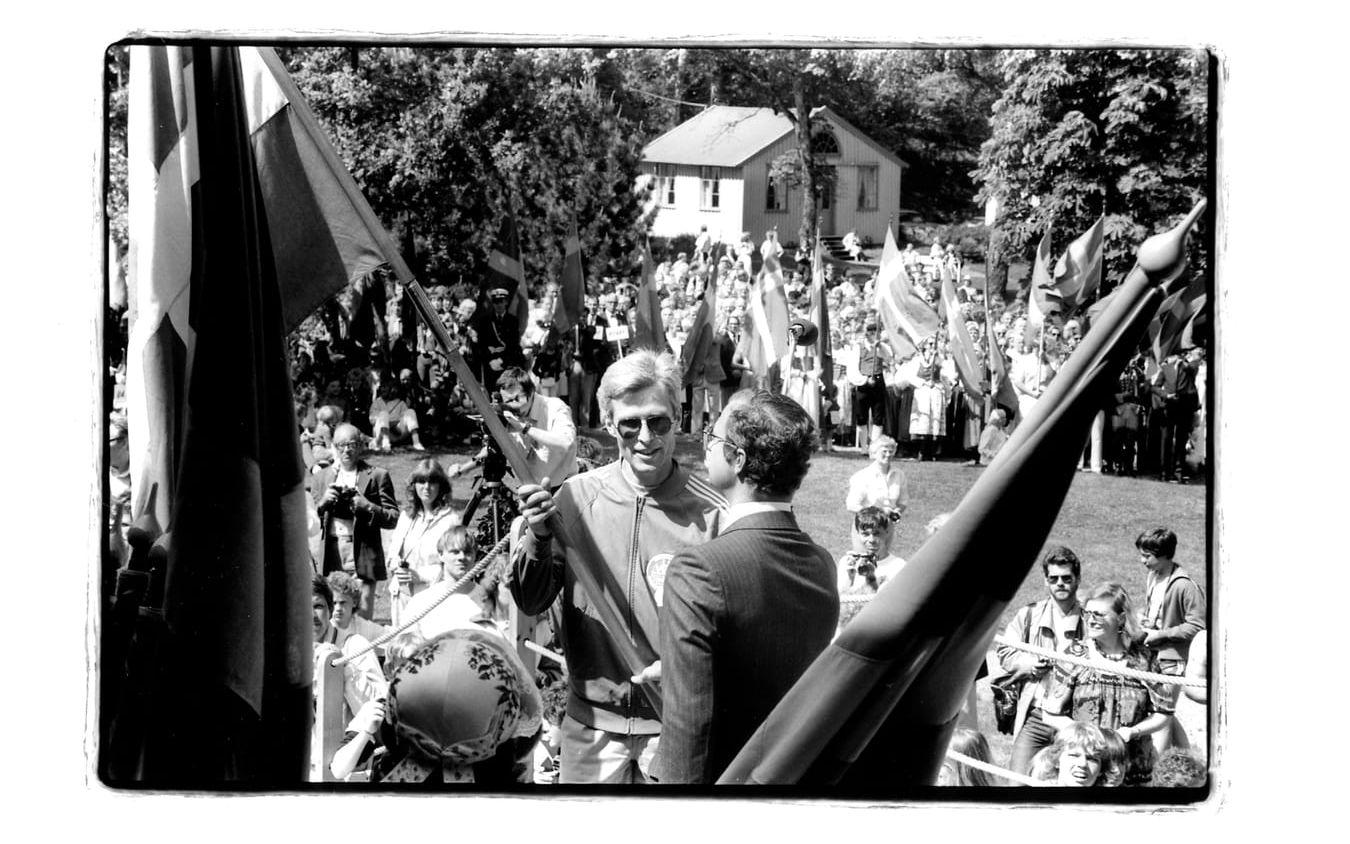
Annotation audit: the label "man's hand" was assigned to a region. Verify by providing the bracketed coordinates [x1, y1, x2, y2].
[631, 661, 662, 686]
[1143, 629, 1164, 647]
[502, 410, 525, 433]
[514, 477, 556, 537]
[1011, 652, 1049, 681]
[320, 484, 343, 508]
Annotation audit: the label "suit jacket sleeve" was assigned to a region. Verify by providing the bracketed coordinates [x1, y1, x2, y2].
[359, 469, 400, 530]
[654, 549, 723, 784]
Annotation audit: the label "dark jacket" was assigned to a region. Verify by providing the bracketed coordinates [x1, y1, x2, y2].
[313, 461, 400, 582]
[654, 509, 838, 784]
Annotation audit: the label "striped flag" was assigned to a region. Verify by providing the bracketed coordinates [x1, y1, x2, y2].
[122, 45, 314, 782]
[552, 219, 585, 334]
[1052, 215, 1105, 314]
[874, 227, 938, 356]
[738, 250, 791, 379]
[485, 214, 530, 335]
[633, 245, 669, 352]
[127, 45, 397, 535]
[1026, 228, 1058, 331]
[810, 234, 833, 398]
[940, 271, 985, 405]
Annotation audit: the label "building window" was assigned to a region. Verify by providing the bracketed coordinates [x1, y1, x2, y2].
[653, 165, 676, 207]
[766, 164, 786, 212]
[857, 165, 879, 211]
[700, 166, 721, 210]
[812, 127, 840, 155]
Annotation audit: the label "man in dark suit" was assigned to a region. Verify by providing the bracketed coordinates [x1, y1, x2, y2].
[648, 389, 838, 784]
[313, 423, 401, 620]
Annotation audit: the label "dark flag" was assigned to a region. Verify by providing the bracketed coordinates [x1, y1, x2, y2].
[718, 200, 1208, 786]
[633, 245, 668, 352]
[680, 268, 717, 385]
[120, 46, 315, 784]
[552, 219, 585, 335]
[485, 213, 531, 335]
[810, 234, 833, 399]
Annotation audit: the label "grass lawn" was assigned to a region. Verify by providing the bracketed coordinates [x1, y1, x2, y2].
[358, 426, 1209, 775]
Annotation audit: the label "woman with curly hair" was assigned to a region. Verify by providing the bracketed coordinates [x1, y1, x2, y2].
[1039, 583, 1174, 784]
[1030, 722, 1109, 787]
[386, 458, 460, 628]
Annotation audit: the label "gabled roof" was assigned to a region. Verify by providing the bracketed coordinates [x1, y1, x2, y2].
[642, 105, 909, 170]
[642, 106, 793, 167]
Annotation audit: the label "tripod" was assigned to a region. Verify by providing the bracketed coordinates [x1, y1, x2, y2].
[460, 475, 520, 556]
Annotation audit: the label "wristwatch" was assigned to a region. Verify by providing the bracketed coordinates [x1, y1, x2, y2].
[520, 421, 533, 437]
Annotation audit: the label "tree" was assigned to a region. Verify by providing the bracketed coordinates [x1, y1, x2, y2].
[280, 47, 656, 291]
[972, 49, 1210, 297]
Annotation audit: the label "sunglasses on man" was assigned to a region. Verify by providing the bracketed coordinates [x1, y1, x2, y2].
[613, 415, 673, 439]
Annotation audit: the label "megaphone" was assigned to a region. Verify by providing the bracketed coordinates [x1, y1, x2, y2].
[788, 318, 818, 345]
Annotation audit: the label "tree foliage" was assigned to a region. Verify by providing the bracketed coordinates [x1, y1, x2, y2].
[281, 47, 656, 291]
[972, 49, 1210, 291]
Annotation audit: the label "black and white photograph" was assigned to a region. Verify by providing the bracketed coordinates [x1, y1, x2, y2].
[92, 37, 1221, 801]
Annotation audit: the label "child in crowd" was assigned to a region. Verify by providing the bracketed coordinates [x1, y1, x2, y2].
[1149, 747, 1207, 787]
[1098, 728, 1129, 787]
[533, 676, 569, 784]
[977, 408, 1009, 465]
[936, 727, 1001, 787]
[1046, 722, 1109, 787]
[1136, 527, 1207, 754]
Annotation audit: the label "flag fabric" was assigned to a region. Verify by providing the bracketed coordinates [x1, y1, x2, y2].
[1026, 228, 1058, 331]
[127, 45, 405, 533]
[485, 214, 531, 335]
[986, 332, 1019, 419]
[940, 271, 985, 405]
[1148, 274, 1207, 363]
[122, 45, 312, 783]
[633, 246, 668, 352]
[240, 48, 390, 332]
[719, 205, 1206, 786]
[873, 227, 938, 356]
[680, 269, 718, 384]
[552, 219, 585, 334]
[1052, 215, 1105, 314]
[810, 235, 834, 399]
[738, 253, 791, 379]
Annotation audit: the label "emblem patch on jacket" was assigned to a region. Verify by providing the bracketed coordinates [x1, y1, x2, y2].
[644, 553, 673, 607]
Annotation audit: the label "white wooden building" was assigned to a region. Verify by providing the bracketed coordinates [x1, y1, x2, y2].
[640, 105, 907, 248]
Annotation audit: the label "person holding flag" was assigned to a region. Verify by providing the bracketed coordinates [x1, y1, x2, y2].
[509, 349, 726, 783]
[470, 286, 525, 393]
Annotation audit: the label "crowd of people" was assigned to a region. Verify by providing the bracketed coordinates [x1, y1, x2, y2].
[106, 228, 1209, 790]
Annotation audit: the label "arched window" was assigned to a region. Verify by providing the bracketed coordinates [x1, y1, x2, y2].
[812, 127, 840, 155]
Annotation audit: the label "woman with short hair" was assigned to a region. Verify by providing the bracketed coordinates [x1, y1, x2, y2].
[844, 434, 908, 518]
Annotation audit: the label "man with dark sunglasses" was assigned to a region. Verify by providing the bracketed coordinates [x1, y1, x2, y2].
[509, 349, 725, 784]
[993, 545, 1088, 775]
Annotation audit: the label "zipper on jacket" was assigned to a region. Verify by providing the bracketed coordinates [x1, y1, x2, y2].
[626, 494, 646, 729]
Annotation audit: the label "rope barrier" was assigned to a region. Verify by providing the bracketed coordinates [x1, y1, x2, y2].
[835, 593, 1202, 688]
[524, 639, 567, 668]
[330, 534, 512, 667]
[944, 749, 1045, 787]
[993, 636, 1204, 689]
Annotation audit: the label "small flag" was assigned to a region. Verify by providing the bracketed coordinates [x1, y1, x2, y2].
[1026, 228, 1058, 331]
[485, 214, 530, 335]
[874, 227, 938, 354]
[941, 271, 984, 404]
[1052, 215, 1105, 314]
[553, 219, 585, 335]
[633, 245, 669, 353]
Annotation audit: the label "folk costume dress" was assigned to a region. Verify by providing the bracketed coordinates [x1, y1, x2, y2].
[1041, 641, 1172, 785]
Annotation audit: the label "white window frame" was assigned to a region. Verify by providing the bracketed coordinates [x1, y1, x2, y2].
[654, 165, 676, 208]
[700, 166, 721, 211]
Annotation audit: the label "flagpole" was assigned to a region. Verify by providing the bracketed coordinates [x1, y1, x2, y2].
[983, 239, 995, 423]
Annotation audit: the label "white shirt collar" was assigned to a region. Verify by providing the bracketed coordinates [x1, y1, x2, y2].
[722, 500, 792, 530]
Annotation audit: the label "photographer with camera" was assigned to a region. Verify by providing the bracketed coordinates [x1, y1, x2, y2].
[496, 366, 577, 490]
[314, 424, 401, 620]
[835, 506, 907, 631]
